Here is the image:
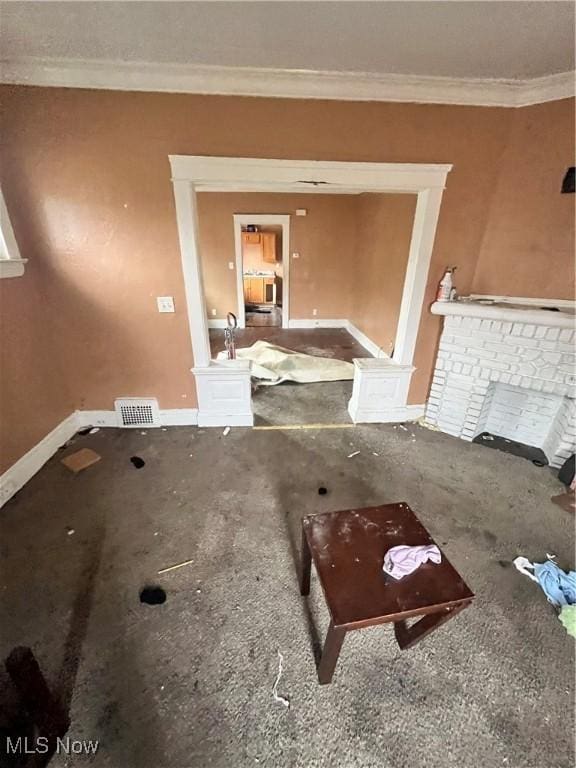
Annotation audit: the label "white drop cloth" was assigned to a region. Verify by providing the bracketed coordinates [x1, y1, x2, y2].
[217, 340, 354, 385]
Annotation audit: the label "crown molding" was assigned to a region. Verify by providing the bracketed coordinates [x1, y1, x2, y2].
[0, 57, 574, 108]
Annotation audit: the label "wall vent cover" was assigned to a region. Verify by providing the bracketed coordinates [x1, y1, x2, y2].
[114, 398, 160, 428]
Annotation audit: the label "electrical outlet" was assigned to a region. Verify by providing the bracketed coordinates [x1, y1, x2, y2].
[312, 308, 318, 316]
[292, 252, 300, 259]
[211, 308, 217, 317]
[296, 208, 307, 216]
[228, 262, 235, 270]
[157, 296, 175, 313]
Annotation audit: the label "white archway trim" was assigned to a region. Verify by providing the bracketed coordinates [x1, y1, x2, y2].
[170, 156, 452, 426]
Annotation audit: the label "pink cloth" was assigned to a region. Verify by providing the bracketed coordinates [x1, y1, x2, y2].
[382, 544, 442, 580]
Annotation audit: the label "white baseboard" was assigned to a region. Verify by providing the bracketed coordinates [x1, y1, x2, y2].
[208, 319, 228, 329]
[158, 409, 199, 426]
[197, 412, 253, 427]
[285, 317, 386, 359]
[346, 321, 387, 358]
[0, 407, 201, 509]
[79, 410, 118, 427]
[348, 403, 425, 424]
[0, 412, 80, 508]
[79, 409, 199, 427]
[288, 318, 348, 329]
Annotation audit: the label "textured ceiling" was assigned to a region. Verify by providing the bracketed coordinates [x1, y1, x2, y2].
[1, 1, 574, 80]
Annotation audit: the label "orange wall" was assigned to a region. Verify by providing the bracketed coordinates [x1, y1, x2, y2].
[0, 86, 573, 472]
[0, 267, 75, 471]
[350, 194, 417, 356]
[473, 99, 576, 298]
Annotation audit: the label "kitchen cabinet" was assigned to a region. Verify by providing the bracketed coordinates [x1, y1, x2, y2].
[242, 232, 261, 245]
[241, 231, 277, 262]
[243, 276, 276, 305]
[262, 233, 277, 263]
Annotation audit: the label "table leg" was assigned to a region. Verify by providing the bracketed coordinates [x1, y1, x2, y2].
[299, 526, 312, 596]
[394, 601, 471, 651]
[317, 621, 346, 685]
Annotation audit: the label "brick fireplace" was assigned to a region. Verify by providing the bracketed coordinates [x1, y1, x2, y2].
[425, 300, 575, 468]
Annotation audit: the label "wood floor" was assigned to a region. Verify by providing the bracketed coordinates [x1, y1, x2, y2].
[245, 305, 282, 327]
[208, 326, 371, 362]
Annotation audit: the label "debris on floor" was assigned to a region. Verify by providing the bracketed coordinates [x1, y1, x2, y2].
[61, 448, 101, 474]
[551, 491, 576, 514]
[130, 456, 146, 469]
[416, 416, 440, 432]
[398, 424, 408, 431]
[347, 451, 360, 458]
[223, 426, 231, 436]
[89, 427, 100, 434]
[513, 556, 576, 614]
[272, 651, 290, 709]
[139, 586, 167, 605]
[66, 526, 75, 536]
[318, 487, 327, 496]
[158, 558, 194, 575]
[559, 605, 576, 638]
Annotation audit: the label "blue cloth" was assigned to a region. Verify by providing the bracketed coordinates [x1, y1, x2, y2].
[533, 561, 576, 608]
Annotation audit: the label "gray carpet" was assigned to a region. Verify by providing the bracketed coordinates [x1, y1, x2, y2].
[0, 423, 574, 767]
[253, 380, 354, 425]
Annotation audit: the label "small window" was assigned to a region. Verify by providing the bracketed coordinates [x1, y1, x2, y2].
[0, 188, 27, 278]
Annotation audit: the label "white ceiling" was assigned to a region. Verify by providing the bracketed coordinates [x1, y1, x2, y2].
[1, 1, 574, 80]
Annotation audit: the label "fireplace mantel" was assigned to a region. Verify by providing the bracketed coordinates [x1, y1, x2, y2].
[431, 299, 575, 329]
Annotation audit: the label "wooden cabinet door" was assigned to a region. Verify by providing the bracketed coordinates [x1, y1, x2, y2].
[262, 233, 277, 263]
[243, 232, 261, 245]
[243, 277, 252, 303]
[250, 277, 265, 304]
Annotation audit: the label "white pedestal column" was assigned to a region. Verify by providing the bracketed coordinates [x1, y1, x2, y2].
[193, 360, 254, 427]
[348, 358, 416, 423]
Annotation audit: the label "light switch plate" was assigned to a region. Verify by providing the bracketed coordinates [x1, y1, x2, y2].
[292, 252, 300, 259]
[157, 296, 175, 313]
[228, 262, 235, 270]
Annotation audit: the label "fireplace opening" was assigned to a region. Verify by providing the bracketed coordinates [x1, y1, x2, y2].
[472, 382, 571, 466]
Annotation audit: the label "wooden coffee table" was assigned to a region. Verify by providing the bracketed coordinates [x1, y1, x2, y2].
[299, 503, 474, 684]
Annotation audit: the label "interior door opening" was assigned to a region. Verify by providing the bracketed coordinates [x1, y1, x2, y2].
[241, 224, 283, 328]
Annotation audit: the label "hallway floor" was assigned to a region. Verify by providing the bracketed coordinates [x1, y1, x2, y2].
[0, 424, 573, 768]
[208, 326, 370, 363]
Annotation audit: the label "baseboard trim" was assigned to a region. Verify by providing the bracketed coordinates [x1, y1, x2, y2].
[288, 319, 348, 329]
[348, 403, 425, 424]
[0, 412, 80, 508]
[346, 321, 388, 358]
[158, 409, 199, 426]
[197, 412, 254, 427]
[0, 407, 201, 509]
[79, 410, 118, 427]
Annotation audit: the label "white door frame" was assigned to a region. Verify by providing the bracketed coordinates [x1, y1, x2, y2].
[233, 214, 291, 329]
[169, 156, 452, 426]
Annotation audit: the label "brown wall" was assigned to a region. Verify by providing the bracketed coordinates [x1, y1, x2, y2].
[0, 268, 75, 470]
[350, 194, 417, 355]
[473, 99, 576, 298]
[0, 86, 573, 472]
